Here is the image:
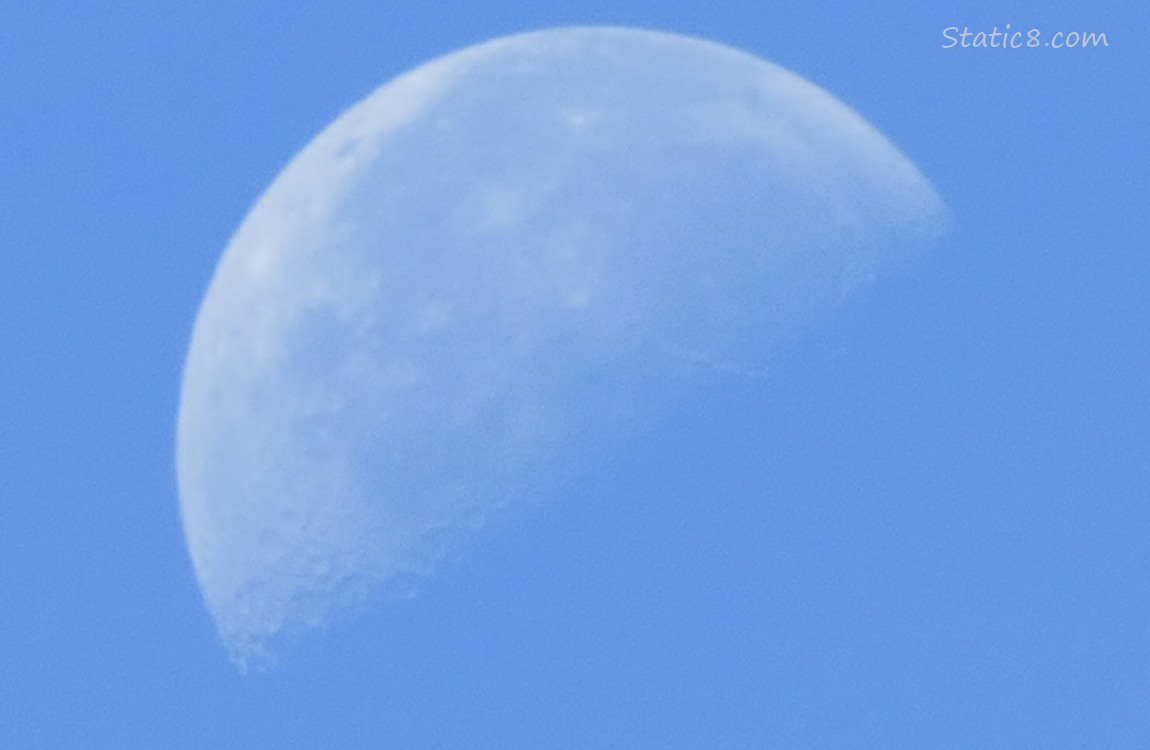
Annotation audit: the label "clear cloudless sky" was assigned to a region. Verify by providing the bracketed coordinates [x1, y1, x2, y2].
[2, 1, 1148, 747]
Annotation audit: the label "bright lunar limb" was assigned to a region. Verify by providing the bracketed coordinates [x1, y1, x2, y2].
[176, 26, 949, 668]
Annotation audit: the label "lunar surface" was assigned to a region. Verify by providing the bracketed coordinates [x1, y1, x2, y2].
[176, 26, 949, 667]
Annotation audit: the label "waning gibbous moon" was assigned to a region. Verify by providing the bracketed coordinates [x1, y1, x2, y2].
[176, 26, 949, 668]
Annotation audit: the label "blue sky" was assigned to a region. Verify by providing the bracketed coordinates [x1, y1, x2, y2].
[3, 2, 1147, 747]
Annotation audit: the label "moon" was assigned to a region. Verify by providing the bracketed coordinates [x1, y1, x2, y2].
[177, 26, 948, 667]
